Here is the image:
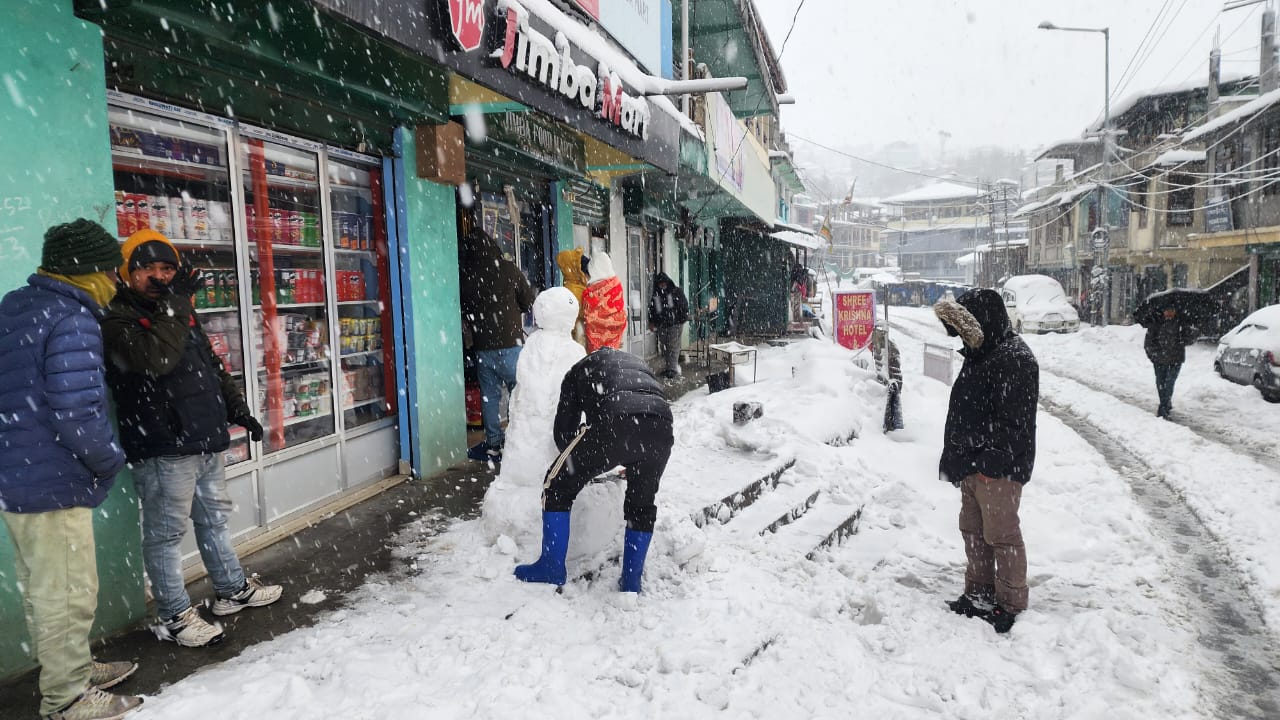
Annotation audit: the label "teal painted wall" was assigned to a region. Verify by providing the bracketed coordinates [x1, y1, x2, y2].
[556, 183, 573, 284]
[0, 0, 147, 680]
[396, 127, 466, 473]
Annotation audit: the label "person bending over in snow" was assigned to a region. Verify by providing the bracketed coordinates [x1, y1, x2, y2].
[933, 288, 1038, 634]
[581, 251, 627, 352]
[513, 347, 673, 592]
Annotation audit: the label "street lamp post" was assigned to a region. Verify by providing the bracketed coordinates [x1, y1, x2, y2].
[1039, 20, 1111, 326]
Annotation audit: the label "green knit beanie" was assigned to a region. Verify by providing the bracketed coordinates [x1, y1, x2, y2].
[41, 219, 124, 275]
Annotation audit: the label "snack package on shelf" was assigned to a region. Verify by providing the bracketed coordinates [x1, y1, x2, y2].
[149, 196, 171, 235]
[114, 190, 129, 235]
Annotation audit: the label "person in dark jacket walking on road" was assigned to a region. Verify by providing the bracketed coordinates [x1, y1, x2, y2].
[0, 219, 143, 720]
[934, 288, 1039, 634]
[102, 230, 280, 649]
[648, 272, 689, 379]
[1143, 308, 1198, 419]
[514, 347, 674, 593]
[460, 229, 536, 463]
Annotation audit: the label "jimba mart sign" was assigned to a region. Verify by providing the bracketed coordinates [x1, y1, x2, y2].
[445, 0, 652, 140]
[449, 0, 486, 51]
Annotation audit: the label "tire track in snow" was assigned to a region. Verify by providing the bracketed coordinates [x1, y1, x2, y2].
[888, 314, 1280, 475]
[887, 314, 1280, 717]
[1041, 397, 1280, 720]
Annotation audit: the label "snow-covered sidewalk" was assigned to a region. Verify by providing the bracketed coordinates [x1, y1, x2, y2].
[133, 336, 1225, 719]
[892, 306, 1280, 636]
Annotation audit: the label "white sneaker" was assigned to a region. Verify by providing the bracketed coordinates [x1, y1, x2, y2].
[153, 606, 224, 647]
[45, 687, 142, 720]
[210, 574, 283, 616]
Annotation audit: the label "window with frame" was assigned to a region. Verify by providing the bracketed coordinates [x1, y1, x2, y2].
[1264, 121, 1280, 195]
[1167, 174, 1195, 226]
[1133, 179, 1149, 229]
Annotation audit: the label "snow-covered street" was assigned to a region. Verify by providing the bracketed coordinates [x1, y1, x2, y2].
[125, 313, 1280, 719]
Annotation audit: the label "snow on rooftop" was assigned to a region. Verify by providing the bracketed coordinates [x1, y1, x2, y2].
[1181, 86, 1280, 143]
[771, 229, 824, 250]
[1089, 69, 1255, 131]
[882, 181, 983, 204]
[1153, 149, 1207, 166]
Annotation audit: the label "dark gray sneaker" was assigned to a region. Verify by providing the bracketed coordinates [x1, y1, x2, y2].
[947, 592, 995, 618]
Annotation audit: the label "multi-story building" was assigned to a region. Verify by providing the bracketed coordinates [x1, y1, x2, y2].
[882, 181, 989, 284]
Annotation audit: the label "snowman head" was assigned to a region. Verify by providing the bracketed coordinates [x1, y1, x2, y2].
[533, 286, 579, 334]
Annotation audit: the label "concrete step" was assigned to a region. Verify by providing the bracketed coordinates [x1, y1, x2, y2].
[690, 458, 797, 528]
[723, 478, 821, 539]
[768, 493, 865, 560]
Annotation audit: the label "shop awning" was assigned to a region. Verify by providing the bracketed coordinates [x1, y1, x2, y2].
[771, 228, 825, 251]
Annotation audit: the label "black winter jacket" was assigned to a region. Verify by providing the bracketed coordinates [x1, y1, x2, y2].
[648, 273, 689, 328]
[102, 287, 252, 462]
[553, 348, 672, 449]
[936, 289, 1039, 485]
[459, 230, 536, 351]
[1143, 318, 1198, 365]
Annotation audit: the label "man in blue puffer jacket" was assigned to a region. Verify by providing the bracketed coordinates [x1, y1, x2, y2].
[0, 219, 142, 720]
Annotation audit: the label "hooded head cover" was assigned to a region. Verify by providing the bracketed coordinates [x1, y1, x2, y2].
[934, 288, 1012, 356]
[556, 248, 588, 294]
[41, 218, 124, 276]
[533, 286, 579, 333]
[586, 250, 616, 284]
[119, 229, 181, 278]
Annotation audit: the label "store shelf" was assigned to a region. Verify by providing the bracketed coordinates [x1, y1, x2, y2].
[339, 349, 383, 360]
[343, 398, 385, 411]
[196, 306, 239, 314]
[256, 359, 329, 372]
[281, 410, 333, 428]
[242, 170, 318, 190]
[330, 183, 372, 193]
[264, 244, 324, 253]
[253, 302, 326, 310]
[127, 237, 235, 249]
[112, 151, 227, 176]
[337, 300, 380, 306]
[334, 248, 375, 256]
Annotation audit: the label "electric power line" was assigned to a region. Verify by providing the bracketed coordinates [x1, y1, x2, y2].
[788, 134, 982, 185]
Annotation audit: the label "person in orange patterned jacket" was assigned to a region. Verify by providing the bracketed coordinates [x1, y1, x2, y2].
[581, 251, 627, 352]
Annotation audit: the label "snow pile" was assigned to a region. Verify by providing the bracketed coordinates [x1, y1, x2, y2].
[481, 287, 587, 553]
[128, 327, 1251, 718]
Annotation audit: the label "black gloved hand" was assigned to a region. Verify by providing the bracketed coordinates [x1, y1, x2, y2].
[234, 415, 264, 442]
[168, 266, 207, 297]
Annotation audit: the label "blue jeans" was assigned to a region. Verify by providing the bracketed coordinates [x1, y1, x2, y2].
[133, 454, 245, 619]
[476, 346, 521, 448]
[1153, 363, 1182, 416]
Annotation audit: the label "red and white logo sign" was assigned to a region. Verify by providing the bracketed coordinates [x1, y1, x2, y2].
[448, 0, 486, 52]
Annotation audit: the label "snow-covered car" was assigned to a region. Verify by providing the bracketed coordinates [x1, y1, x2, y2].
[1213, 304, 1280, 402]
[999, 275, 1080, 334]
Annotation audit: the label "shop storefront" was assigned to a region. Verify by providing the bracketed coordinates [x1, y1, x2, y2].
[107, 92, 400, 546]
[3, 0, 467, 680]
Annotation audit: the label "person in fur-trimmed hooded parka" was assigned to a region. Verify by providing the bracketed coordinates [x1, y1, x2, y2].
[933, 288, 1039, 634]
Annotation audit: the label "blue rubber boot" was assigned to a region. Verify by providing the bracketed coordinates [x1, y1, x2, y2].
[514, 512, 571, 585]
[618, 529, 653, 593]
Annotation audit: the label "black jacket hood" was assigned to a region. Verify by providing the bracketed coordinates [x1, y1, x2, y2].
[957, 288, 1013, 358]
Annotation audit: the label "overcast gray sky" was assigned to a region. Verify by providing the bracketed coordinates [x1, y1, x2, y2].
[755, 0, 1265, 155]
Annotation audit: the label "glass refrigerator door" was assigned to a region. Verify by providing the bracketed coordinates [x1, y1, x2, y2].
[329, 158, 395, 430]
[240, 138, 334, 452]
[108, 107, 251, 466]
